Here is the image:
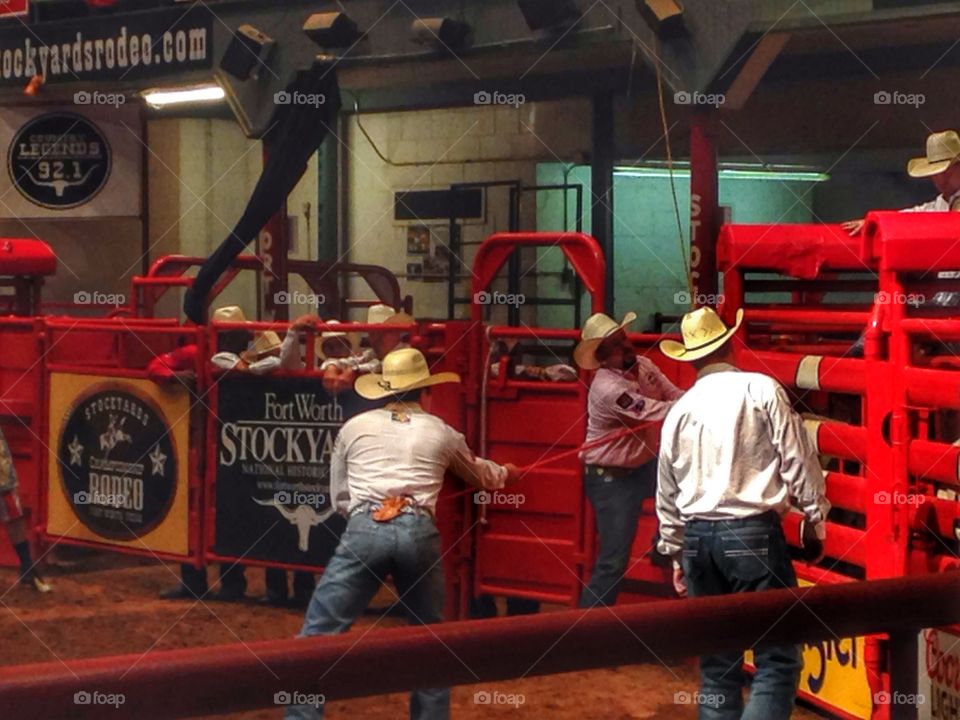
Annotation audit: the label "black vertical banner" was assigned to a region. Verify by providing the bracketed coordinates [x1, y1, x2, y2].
[214, 376, 376, 567]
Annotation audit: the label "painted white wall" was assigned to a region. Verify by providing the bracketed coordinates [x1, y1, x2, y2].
[343, 99, 591, 322]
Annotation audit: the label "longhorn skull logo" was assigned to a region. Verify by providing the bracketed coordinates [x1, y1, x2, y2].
[24, 164, 99, 197]
[254, 498, 336, 552]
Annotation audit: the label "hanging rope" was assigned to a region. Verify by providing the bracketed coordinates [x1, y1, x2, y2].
[653, 39, 694, 302]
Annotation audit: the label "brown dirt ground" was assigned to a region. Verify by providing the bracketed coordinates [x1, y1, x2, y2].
[0, 551, 825, 719]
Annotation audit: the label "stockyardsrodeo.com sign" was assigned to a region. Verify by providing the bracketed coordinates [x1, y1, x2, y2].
[0, 6, 212, 86]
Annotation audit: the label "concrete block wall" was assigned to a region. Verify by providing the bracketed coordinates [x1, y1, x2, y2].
[344, 98, 591, 322]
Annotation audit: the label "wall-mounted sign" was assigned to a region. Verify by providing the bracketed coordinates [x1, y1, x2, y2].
[9, 112, 111, 209]
[0, 5, 211, 86]
[0, 1, 28, 19]
[213, 376, 379, 567]
[47, 374, 190, 556]
[0, 104, 141, 218]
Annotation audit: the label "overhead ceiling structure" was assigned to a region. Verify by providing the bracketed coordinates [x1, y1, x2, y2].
[1, 1, 958, 151]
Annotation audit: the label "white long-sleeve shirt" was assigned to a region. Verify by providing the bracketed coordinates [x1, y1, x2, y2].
[330, 403, 507, 516]
[656, 363, 830, 560]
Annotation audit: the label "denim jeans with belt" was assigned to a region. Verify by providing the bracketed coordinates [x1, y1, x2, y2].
[579, 459, 657, 608]
[681, 512, 802, 720]
[284, 511, 448, 720]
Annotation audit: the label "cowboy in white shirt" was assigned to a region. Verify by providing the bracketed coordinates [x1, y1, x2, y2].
[285, 348, 518, 720]
[656, 307, 830, 720]
[574, 311, 683, 608]
[844, 130, 960, 226]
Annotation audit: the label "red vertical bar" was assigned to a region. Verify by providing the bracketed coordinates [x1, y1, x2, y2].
[690, 109, 719, 304]
[260, 141, 289, 321]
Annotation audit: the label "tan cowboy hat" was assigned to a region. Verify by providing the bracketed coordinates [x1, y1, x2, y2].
[366, 303, 415, 326]
[908, 130, 960, 178]
[316, 320, 359, 360]
[659, 307, 744, 362]
[573, 312, 638, 370]
[211, 305, 247, 323]
[355, 347, 459, 400]
[241, 330, 282, 362]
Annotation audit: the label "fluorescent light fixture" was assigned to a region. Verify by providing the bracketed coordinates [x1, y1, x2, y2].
[614, 164, 829, 183]
[142, 84, 225, 108]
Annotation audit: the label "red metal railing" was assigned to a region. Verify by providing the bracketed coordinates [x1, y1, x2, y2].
[0, 572, 955, 720]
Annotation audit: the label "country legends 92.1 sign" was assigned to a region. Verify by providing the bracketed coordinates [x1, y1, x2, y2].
[8, 111, 111, 209]
[0, 104, 142, 218]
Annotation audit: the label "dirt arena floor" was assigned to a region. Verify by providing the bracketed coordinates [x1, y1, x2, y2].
[0, 550, 825, 719]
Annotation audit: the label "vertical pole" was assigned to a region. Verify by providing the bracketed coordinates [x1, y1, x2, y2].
[591, 93, 615, 314]
[690, 108, 719, 304]
[888, 631, 919, 720]
[260, 140, 289, 322]
[317, 133, 338, 264]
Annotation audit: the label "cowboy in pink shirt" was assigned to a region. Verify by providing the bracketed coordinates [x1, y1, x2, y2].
[574, 311, 683, 607]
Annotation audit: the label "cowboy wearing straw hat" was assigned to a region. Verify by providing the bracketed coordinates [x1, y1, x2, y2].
[844, 130, 960, 235]
[656, 307, 830, 720]
[573, 311, 683, 608]
[285, 347, 519, 720]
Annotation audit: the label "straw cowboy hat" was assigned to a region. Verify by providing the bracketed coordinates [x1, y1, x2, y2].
[211, 306, 247, 323]
[366, 303, 415, 326]
[908, 130, 960, 178]
[241, 330, 282, 362]
[355, 347, 459, 400]
[573, 312, 638, 370]
[659, 307, 744, 362]
[317, 320, 359, 360]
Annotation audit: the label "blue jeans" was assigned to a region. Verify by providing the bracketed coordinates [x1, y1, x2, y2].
[283, 512, 448, 720]
[579, 460, 656, 608]
[681, 513, 802, 720]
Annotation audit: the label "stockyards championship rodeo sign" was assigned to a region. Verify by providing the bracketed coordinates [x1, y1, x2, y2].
[47, 374, 191, 556]
[214, 377, 377, 567]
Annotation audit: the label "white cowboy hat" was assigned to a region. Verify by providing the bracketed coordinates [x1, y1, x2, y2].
[316, 320, 359, 360]
[908, 130, 960, 178]
[211, 305, 247, 323]
[241, 330, 282, 363]
[573, 312, 638, 370]
[366, 303, 415, 326]
[355, 347, 459, 400]
[659, 307, 744, 362]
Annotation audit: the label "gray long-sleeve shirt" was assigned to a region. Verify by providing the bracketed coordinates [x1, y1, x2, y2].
[656, 363, 830, 561]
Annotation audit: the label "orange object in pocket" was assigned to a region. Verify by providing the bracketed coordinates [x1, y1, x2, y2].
[372, 496, 411, 522]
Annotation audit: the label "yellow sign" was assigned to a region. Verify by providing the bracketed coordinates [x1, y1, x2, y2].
[46, 373, 191, 556]
[747, 578, 872, 719]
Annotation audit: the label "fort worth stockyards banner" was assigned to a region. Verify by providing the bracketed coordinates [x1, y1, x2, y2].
[0, 104, 142, 218]
[214, 376, 380, 567]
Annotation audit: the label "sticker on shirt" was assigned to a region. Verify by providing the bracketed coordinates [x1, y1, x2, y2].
[616, 392, 644, 412]
[391, 410, 412, 423]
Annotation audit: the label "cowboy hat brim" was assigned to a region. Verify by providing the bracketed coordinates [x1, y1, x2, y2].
[659, 308, 744, 362]
[355, 370, 460, 400]
[908, 156, 954, 178]
[380, 311, 416, 326]
[316, 332, 360, 361]
[573, 312, 638, 370]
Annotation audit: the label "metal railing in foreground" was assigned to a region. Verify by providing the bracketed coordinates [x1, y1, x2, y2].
[0, 573, 956, 720]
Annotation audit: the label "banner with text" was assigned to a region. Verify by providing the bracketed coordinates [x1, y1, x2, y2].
[213, 376, 379, 567]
